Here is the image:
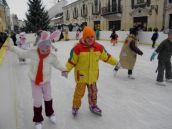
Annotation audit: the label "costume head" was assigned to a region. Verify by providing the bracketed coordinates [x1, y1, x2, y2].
[19, 32, 26, 44]
[38, 30, 58, 55]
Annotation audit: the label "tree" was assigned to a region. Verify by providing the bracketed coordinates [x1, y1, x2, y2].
[25, 0, 50, 32]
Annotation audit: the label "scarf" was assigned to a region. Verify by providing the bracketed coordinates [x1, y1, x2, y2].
[35, 48, 50, 85]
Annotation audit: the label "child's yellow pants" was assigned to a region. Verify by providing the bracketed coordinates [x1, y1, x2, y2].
[72, 82, 97, 108]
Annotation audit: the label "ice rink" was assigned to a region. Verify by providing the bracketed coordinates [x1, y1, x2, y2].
[0, 40, 172, 129]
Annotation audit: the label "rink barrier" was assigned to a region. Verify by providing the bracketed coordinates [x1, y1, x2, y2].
[0, 37, 10, 64]
[21, 31, 168, 46]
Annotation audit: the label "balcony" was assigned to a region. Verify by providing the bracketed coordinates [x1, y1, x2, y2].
[101, 5, 121, 16]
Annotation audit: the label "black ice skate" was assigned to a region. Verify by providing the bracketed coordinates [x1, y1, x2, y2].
[72, 108, 79, 117]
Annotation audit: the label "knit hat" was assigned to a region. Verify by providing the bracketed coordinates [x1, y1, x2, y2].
[83, 26, 95, 39]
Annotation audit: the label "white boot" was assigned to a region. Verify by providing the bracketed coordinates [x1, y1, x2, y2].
[49, 114, 56, 124]
[128, 75, 135, 79]
[35, 122, 42, 129]
[156, 81, 166, 86]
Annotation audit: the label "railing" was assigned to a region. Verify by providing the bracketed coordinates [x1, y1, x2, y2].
[101, 5, 121, 16]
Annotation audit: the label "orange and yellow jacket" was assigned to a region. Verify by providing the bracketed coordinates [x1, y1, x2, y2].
[66, 39, 118, 84]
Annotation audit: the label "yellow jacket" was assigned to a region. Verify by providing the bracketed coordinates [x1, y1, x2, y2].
[66, 39, 118, 84]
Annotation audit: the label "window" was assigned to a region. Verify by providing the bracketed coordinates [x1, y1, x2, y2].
[131, 0, 150, 9]
[169, 14, 172, 28]
[81, 4, 87, 17]
[92, 0, 101, 15]
[66, 10, 70, 20]
[73, 7, 78, 19]
[137, 0, 144, 4]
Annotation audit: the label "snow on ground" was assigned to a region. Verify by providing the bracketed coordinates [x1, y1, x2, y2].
[0, 40, 172, 129]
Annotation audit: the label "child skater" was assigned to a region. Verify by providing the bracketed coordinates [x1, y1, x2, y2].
[76, 29, 80, 40]
[110, 28, 118, 46]
[65, 26, 118, 117]
[114, 27, 143, 79]
[150, 29, 172, 86]
[8, 31, 68, 129]
[17, 32, 30, 63]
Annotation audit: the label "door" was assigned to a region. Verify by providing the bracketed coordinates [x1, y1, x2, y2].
[169, 14, 172, 29]
[133, 16, 147, 30]
[109, 20, 121, 30]
[94, 21, 100, 30]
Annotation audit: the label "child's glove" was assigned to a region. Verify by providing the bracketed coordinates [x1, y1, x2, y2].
[61, 71, 68, 78]
[150, 51, 157, 61]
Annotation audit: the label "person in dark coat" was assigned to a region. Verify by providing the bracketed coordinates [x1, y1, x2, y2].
[110, 28, 118, 46]
[151, 28, 159, 48]
[150, 29, 172, 86]
[10, 32, 17, 46]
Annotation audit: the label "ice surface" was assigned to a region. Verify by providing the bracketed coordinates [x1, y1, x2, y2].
[0, 40, 172, 129]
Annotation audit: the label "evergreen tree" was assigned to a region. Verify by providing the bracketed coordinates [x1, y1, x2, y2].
[25, 0, 50, 32]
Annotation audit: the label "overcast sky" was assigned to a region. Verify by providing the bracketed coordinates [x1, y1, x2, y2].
[5, 0, 70, 20]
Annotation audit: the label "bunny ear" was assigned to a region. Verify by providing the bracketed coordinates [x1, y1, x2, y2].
[40, 31, 49, 41]
[49, 31, 58, 40]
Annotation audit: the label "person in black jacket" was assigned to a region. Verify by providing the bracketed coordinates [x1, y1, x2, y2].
[150, 29, 172, 86]
[151, 28, 159, 48]
[10, 31, 17, 46]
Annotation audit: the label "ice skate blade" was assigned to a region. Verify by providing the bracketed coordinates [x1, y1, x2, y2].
[90, 110, 102, 116]
[156, 81, 166, 86]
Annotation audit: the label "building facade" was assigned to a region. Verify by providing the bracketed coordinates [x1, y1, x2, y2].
[165, 0, 172, 29]
[62, 0, 170, 31]
[0, 0, 10, 32]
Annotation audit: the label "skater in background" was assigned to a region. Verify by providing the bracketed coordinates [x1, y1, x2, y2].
[17, 32, 30, 63]
[65, 26, 118, 117]
[110, 28, 118, 46]
[95, 24, 100, 40]
[76, 29, 80, 40]
[8, 31, 68, 129]
[114, 27, 143, 79]
[10, 31, 17, 46]
[150, 29, 172, 86]
[151, 28, 159, 48]
[34, 29, 43, 46]
[64, 29, 69, 41]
